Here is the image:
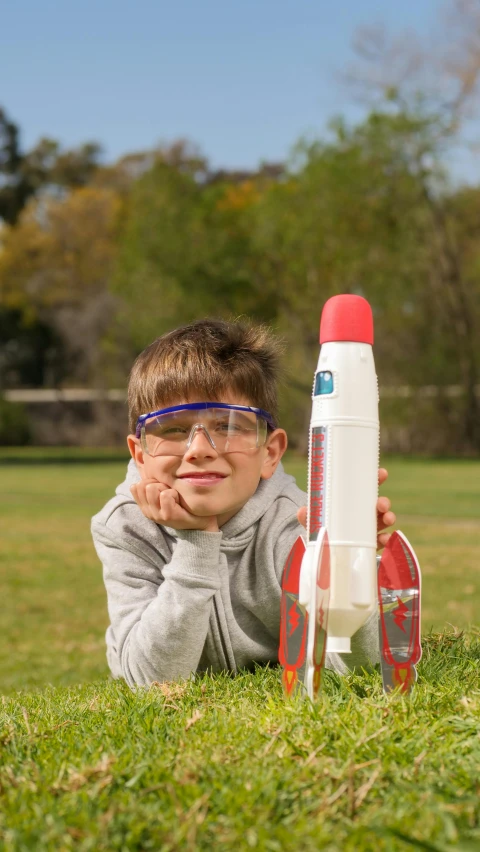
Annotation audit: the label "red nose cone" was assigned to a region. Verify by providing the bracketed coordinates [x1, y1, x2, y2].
[319, 294, 374, 345]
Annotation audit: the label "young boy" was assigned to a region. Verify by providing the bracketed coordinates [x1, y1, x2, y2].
[91, 318, 395, 688]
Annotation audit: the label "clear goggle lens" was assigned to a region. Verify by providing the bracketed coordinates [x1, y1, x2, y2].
[140, 407, 268, 456]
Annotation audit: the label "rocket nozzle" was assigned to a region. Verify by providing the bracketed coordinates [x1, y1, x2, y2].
[319, 294, 374, 345]
[326, 637, 351, 654]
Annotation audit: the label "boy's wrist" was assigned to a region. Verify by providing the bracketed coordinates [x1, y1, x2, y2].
[160, 516, 219, 533]
[164, 528, 224, 580]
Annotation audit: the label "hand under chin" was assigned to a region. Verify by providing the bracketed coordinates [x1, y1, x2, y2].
[176, 489, 216, 517]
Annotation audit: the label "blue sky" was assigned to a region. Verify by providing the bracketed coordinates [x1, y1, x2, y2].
[2, 0, 443, 170]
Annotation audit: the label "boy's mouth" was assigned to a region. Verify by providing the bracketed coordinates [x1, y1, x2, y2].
[178, 472, 228, 486]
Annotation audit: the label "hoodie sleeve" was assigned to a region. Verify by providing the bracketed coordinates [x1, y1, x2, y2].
[91, 508, 223, 687]
[271, 501, 380, 673]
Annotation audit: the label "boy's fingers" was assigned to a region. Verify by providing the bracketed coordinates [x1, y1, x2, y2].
[377, 494, 396, 531]
[380, 511, 396, 529]
[131, 480, 213, 530]
[160, 488, 190, 522]
[377, 532, 392, 549]
[159, 489, 174, 518]
[159, 489, 178, 508]
[378, 468, 388, 486]
[141, 480, 171, 499]
[145, 481, 170, 498]
[377, 496, 391, 514]
[131, 482, 178, 522]
[132, 481, 171, 508]
[131, 483, 150, 510]
[297, 506, 307, 529]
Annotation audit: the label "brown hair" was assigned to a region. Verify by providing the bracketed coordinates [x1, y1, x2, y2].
[128, 318, 284, 433]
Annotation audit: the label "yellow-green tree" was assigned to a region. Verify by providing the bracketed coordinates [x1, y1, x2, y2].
[247, 110, 480, 451]
[113, 151, 279, 352]
[0, 186, 121, 385]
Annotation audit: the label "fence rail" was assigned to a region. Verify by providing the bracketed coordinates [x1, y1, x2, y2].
[4, 389, 127, 402]
[2, 386, 479, 453]
[3, 386, 480, 403]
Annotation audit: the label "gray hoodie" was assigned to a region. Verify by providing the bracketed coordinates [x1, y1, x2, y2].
[91, 459, 379, 687]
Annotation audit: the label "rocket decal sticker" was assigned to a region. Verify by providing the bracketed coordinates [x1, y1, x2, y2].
[279, 535, 307, 696]
[377, 531, 422, 693]
[311, 531, 330, 698]
[309, 427, 327, 542]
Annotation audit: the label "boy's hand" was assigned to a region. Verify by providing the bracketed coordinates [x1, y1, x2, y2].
[376, 468, 396, 549]
[295, 468, 396, 550]
[130, 479, 219, 532]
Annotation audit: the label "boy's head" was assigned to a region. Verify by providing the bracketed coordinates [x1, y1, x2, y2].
[127, 318, 288, 526]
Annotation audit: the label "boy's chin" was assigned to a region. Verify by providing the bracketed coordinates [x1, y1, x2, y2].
[184, 496, 245, 521]
[179, 494, 224, 517]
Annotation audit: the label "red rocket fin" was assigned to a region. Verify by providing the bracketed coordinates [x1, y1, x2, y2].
[279, 535, 308, 696]
[377, 530, 422, 694]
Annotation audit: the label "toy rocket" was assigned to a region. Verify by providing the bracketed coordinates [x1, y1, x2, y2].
[279, 295, 422, 698]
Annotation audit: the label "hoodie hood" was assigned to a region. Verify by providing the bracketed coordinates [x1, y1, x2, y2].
[118, 458, 305, 541]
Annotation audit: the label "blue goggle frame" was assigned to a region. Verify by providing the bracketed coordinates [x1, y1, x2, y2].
[135, 402, 277, 439]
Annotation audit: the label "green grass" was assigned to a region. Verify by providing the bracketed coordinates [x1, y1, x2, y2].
[0, 449, 479, 695]
[0, 449, 479, 850]
[1, 634, 480, 851]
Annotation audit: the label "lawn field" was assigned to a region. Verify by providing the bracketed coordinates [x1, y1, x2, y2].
[1, 450, 478, 695]
[1, 637, 480, 850]
[0, 449, 479, 851]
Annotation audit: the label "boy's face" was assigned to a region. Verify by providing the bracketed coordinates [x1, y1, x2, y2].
[128, 392, 288, 527]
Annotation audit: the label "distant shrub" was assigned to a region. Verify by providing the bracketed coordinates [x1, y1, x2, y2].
[0, 396, 31, 445]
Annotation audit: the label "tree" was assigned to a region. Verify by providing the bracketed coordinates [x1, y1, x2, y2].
[21, 137, 102, 193]
[0, 308, 63, 389]
[112, 146, 280, 353]
[0, 108, 32, 225]
[339, 0, 480, 448]
[245, 103, 480, 451]
[0, 187, 121, 385]
[0, 106, 103, 225]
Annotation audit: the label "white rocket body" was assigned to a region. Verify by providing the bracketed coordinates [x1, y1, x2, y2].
[298, 297, 379, 655]
[280, 294, 421, 698]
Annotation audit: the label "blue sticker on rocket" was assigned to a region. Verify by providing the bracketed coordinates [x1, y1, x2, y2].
[309, 426, 327, 542]
[314, 371, 334, 395]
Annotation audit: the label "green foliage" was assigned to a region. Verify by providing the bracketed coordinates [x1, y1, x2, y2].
[0, 308, 65, 389]
[249, 110, 480, 450]
[0, 106, 102, 226]
[0, 634, 479, 850]
[0, 186, 121, 384]
[0, 108, 31, 226]
[112, 155, 279, 354]
[2, 104, 480, 450]
[250, 112, 448, 379]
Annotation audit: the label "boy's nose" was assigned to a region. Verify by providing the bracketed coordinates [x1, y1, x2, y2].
[183, 425, 218, 459]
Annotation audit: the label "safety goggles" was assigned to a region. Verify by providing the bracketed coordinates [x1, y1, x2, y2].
[136, 402, 276, 457]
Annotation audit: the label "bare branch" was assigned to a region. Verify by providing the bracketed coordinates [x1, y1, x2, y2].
[343, 0, 480, 142]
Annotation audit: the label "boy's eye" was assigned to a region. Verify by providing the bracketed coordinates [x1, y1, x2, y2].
[149, 421, 190, 437]
[212, 419, 253, 434]
[214, 420, 239, 433]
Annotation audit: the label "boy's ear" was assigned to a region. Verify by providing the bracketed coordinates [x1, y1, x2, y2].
[127, 435, 145, 471]
[260, 428, 288, 480]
